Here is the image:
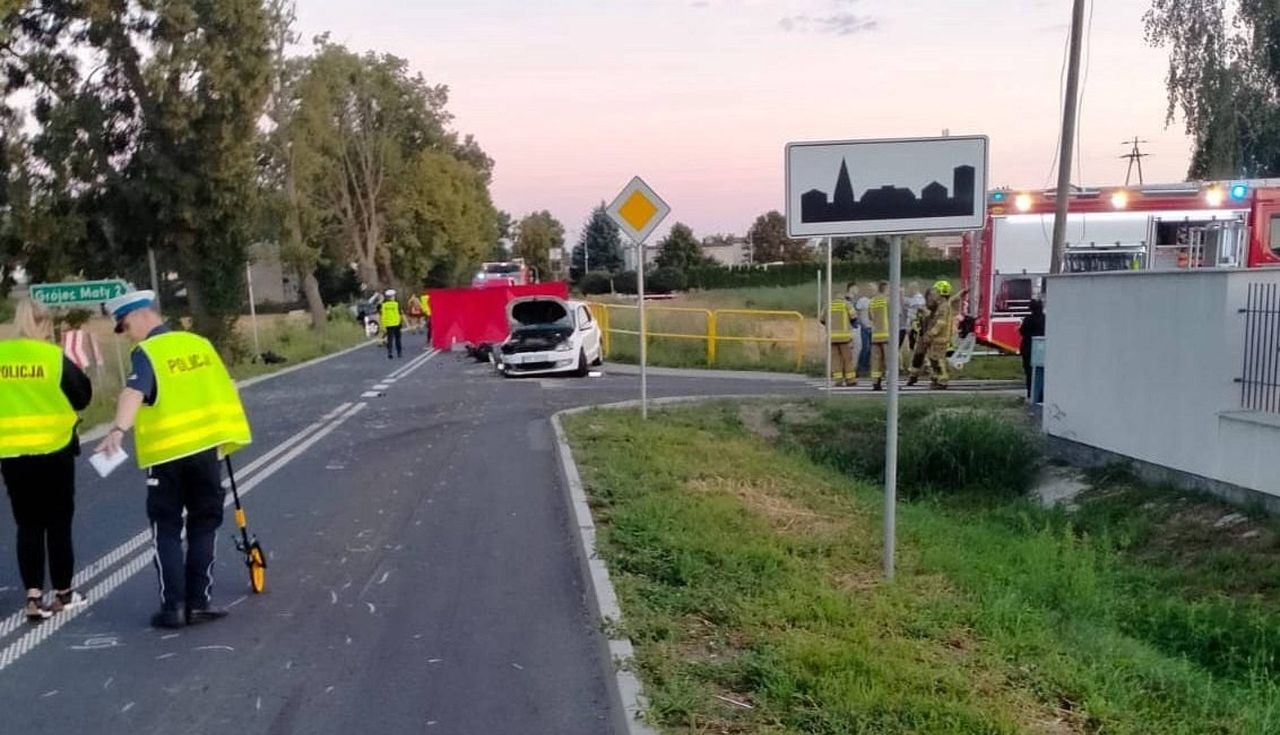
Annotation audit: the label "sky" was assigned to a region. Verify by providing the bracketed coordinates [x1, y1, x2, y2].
[293, 0, 1191, 241]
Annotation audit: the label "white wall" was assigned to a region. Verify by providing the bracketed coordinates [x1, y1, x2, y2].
[1043, 268, 1280, 498]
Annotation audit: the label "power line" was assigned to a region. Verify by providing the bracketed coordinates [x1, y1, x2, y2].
[1121, 137, 1151, 185]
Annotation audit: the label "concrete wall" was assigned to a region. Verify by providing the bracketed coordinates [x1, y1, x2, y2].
[1044, 268, 1280, 499]
[249, 242, 299, 305]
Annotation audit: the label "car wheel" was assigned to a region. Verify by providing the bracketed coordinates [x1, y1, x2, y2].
[574, 349, 589, 377]
[591, 350, 603, 367]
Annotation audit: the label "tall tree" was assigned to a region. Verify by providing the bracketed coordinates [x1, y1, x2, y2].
[1146, 0, 1280, 178]
[571, 204, 623, 277]
[746, 211, 812, 263]
[514, 210, 565, 280]
[654, 222, 704, 271]
[4, 0, 273, 347]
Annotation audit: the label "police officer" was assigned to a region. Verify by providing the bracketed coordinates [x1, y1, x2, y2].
[380, 289, 403, 360]
[95, 291, 252, 629]
[0, 299, 92, 621]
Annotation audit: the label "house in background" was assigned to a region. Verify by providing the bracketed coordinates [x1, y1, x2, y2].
[926, 235, 964, 258]
[249, 242, 300, 306]
[701, 236, 748, 266]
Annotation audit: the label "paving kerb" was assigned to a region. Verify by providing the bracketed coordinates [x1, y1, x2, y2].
[551, 394, 798, 735]
[79, 338, 379, 442]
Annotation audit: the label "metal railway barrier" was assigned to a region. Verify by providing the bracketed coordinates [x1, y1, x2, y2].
[588, 302, 807, 370]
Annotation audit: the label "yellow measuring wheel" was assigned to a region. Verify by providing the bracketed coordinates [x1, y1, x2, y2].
[225, 458, 268, 594]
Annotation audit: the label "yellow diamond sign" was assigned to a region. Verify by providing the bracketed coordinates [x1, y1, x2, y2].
[606, 176, 671, 244]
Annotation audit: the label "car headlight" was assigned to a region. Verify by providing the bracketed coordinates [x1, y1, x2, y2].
[555, 340, 575, 352]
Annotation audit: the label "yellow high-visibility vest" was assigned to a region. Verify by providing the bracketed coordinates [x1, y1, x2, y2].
[0, 339, 76, 458]
[869, 295, 891, 342]
[420, 293, 432, 317]
[134, 332, 251, 468]
[381, 300, 402, 328]
[827, 300, 854, 343]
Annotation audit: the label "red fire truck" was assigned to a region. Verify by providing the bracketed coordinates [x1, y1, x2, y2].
[962, 180, 1280, 352]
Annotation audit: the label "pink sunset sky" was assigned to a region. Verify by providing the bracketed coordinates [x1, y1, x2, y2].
[295, 0, 1192, 240]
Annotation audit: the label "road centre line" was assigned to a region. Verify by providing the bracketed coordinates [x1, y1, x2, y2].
[0, 401, 368, 673]
[386, 350, 435, 381]
[0, 402, 359, 649]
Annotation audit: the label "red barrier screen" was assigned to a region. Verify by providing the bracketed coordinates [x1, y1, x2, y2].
[429, 282, 570, 350]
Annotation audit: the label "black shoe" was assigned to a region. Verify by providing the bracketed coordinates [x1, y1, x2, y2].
[872, 381, 883, 392]
[186, 607, 229, 626]
[151, 609, 185, 629]
[387, 354, 394, 360]
[906, 376, 919, 387]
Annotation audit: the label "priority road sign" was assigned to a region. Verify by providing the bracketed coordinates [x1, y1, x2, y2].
[29, 279, 128, 308]
[605, 177, 670, 246]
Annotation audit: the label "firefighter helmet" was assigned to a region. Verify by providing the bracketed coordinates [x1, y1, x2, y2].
[934, 280, 953, 297]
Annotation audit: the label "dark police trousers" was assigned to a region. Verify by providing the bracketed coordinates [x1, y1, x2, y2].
[146, 449, 226, 611]
[385, 325, 403, 358]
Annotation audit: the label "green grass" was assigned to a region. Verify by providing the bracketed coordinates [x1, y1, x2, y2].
[564, 398, 1280, 734]
[78, 320, 368, 428]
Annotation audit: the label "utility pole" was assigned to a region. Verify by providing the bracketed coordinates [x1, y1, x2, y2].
[1049, 0, 1087, 275]
[1121, 137, 1150, 186]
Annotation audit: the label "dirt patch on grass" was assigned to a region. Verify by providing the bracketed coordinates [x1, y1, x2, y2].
[688, 475, 844, 537]
[737, 402, 819, 443]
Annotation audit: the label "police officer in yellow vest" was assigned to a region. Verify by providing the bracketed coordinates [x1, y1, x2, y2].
[380, 289, 403, 360]
[821, 297, 856, 387]
[1, 299, 92, 622]
[95, 291, 252, 629]
[868, 281, 892, 392]
[420, 290, 433, 349]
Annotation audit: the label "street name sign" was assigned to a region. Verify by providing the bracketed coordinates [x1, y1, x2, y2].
[29, 279, 129, 307]
[786, 135, 989, 237]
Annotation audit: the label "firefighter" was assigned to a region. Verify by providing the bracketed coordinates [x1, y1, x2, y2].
[820, 296, 856, 387]
[923, 280, 956, 389]
[869, 281, 891, 391]
[96, 290, 252, 628]
[380, 289, 403, 360]
[420, 289, 433, 349]
[906, 286, 936, 386]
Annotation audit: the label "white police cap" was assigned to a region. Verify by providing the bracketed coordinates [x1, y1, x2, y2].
[105, 290, 156, 333]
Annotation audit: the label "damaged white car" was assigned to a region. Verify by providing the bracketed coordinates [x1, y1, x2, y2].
[499, 297, 603, 377]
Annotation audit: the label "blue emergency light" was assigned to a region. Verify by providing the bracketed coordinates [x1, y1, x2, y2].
[992, 191, 1006, 202]
[1230, 183, 1249, 201]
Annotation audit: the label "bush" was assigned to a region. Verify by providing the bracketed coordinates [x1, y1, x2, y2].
[578, 271, 613, 295]
[899, 409, 1040, 496]
[685, 259, 959, 290]
[615, 271, 638, 295]
[646, 267, 688, 294]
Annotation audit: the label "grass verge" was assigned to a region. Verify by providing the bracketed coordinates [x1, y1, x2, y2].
[564, 397, 1280, 734]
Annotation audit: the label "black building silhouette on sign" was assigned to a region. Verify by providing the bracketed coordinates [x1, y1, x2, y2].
[801, 158, 976, 223]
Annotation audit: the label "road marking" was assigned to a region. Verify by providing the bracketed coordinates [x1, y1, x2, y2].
[372, 384, 390, 391]
[0, 402, 369, 674]
[387, 350, 436, 380]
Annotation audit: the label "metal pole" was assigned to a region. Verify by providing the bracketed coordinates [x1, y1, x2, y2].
[147, 246, 161, 309]
[825, 237, 833, 397]
[884, 234, 903, 580]
[969, 230, 982, 317]
[246, 262, 262, 359]
[1050, 0, 1087, 275]
[638, 238, 648, 419]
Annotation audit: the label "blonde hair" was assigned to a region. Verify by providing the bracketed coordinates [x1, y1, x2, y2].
[14, 298, 53, 341]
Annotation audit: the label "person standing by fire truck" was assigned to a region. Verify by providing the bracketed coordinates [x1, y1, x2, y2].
[821, 296, 856, 387]
[869, 281, 891, 391]
[923, 280, 955, 389]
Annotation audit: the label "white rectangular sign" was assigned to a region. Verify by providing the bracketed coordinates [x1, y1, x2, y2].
[786, 135, 988, 237]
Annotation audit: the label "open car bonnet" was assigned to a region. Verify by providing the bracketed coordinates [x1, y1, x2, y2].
[508, 296, 571, 328]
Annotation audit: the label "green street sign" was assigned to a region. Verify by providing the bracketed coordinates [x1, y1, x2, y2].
[29, 279, 129, 307]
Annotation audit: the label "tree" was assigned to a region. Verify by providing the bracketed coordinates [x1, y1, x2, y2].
[4, 0, 274, 347]
[1146, 0, 1280, 177]
[514, 211, 565, 280]
[746, 211, 812, 263]
[388, 149, 497, 288]
[571, 204, 623, 277]
[654, 222, 705, 271]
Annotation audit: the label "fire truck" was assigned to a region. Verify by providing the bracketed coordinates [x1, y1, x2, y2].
[962, 180, 1280, 352]
[471, 259, 532, 288]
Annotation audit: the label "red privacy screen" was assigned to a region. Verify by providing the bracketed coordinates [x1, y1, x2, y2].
[429, 282, 571, 350]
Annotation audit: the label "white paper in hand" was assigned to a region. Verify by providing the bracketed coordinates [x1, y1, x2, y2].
[90, 449, 128, 479]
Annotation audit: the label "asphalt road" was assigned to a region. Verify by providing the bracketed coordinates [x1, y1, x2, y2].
[0, 342, 803, 735]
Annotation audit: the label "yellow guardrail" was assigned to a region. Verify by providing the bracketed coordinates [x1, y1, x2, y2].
[587, 302, 807, 370]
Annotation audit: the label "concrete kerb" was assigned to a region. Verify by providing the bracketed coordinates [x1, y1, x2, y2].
[79, 338, 379, 443]
[602, 363, 809, 383]
[550, 394, 796, 735]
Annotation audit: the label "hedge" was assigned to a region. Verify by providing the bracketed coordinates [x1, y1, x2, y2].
[684, 259, 960, 290]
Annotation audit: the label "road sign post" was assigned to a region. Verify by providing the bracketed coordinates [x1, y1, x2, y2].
[29, 279, 128, 308]
[605, 176, 671, 420]
[787, 135, 988, 580]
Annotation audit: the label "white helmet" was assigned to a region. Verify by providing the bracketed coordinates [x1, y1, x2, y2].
[384, 289, 396, 298]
